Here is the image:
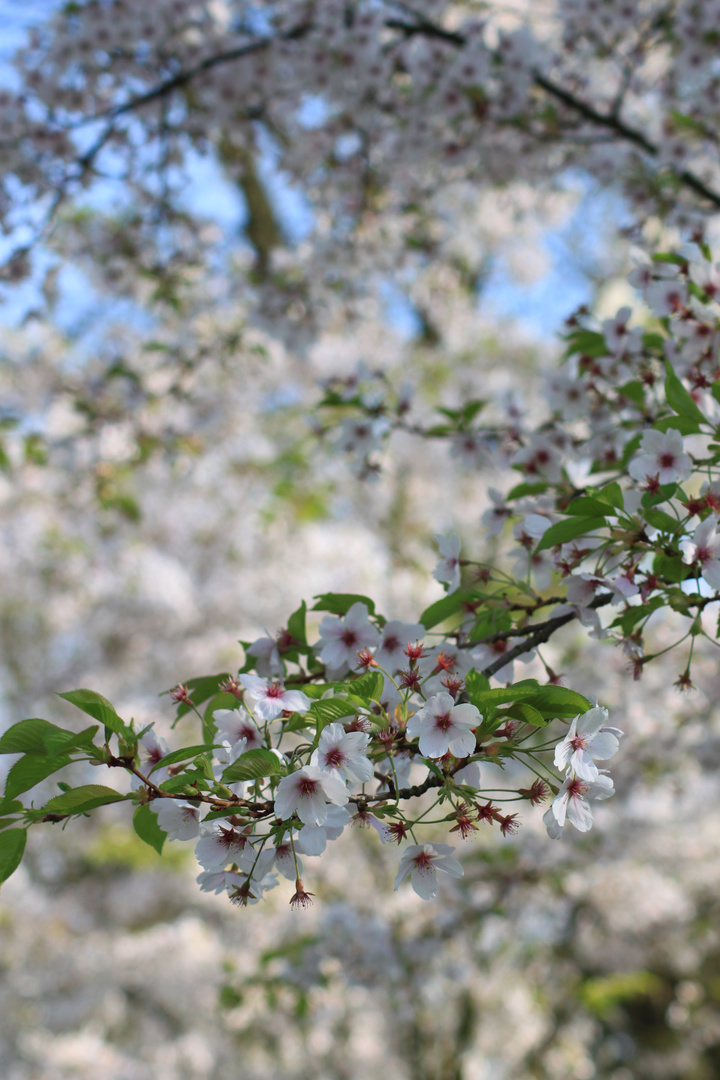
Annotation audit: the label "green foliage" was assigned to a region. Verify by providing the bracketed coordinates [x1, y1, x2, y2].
[57, 688, 129, 736]
[221, 748, 283, 784]
[0, 829, 26, 884]
[40, 784, 128, 816]
[536, 516, 608, 551]
[311, 593, 378, 617]
[133, 804, 167, 855]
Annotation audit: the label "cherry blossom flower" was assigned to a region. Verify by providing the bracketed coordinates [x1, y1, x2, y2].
[238, 674, 311, 721]
[374, 619, 425, 673]
[681, 514, 720, 589]
[213, 706, 264, 749]
[394, 842, 464, 900]
[310, 722, 374, 783]
[433, 532, 462, 594]
[195, 822, 253, 871]
[153, 800, 201, 841]
[296, 805, 351, 855]
[316, 602, 380, 675]
[246, 634, 283, 677]
[628, 428, 692, 486]
[274, 765, 349, 826]
[554, 707, 621, 781]
[406, 693, 480, 759]
[549, 771, 615, 833]
[481, 488, 513, 537]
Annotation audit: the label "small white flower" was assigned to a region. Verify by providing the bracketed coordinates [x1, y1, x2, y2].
[374, 619, 425, 673]
[195, 822, 253, 871]
[406, 693, 480, 759]
[433, 532, 462, 594]
[681, 514, 720, 589]
[239, 674, 311, 721]
[394, 842, 464, 900]
[246, 634, 282, 677]
[628, 428, 692, 486]
[296, 805, 351, 855]
[274, 765, 349, 826]
[310, 722, 374, 783]
[550, 772, 615, 833]
[316, 602, 380, 674]
[213, 706, 264, 749]
[554, 707, 621, 781]
[153, 800, 201, 841]
[481, 488, 513, 537]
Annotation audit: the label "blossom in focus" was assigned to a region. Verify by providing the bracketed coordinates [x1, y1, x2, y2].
[394, 842, 464, 900]
[274, 765, 349, 826]
[374, 619, 425, 673]
[296, 805, 351, 855]
[628, 428, 692, 486]
[310, 722, 374, 783]
[681, 514, 720, 589]
[433, 532, 462, 594]
[195, 822, 253, 871]
[213, 706, 264, 749]
[549, 771, 615, 833]
[316, 602, 380, 675]
[406, 693, 480, 759]
[153, 800, 201, 841]
[554, 706, 622, 781]
[238, 674, 311, 720]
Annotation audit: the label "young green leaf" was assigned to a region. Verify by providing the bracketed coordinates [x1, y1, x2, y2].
[57, 689, 127, 734]
[0, 829, 26, 884]
[536, 516, 608, 552]
[41, 784, 128, 815]
[133, 803, 167, 855]
[221, 748, 283, 784]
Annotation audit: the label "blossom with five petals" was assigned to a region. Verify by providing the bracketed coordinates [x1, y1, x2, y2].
[394, 842, 464, 899]
[406, 693, 480, 759]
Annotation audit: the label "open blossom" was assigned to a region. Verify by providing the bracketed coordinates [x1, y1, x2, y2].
[153, 800, 201, 841]
[406, 693, 480, 759]
[213, 706, 264, 749]
[681, 514, 720, 589]
[296, 805, 351, 855]
[195, 822, 253, 872]
[433, 532, 462, 593]
[310, 722, 374, 783]
[316, 602, 380, 674]
[274, 765, 349, 826]
[628, 428, 692, 486]
[238, 674, 311, 721]
[246, 634, 282, 677]
[481, 487, 513, 537]
[374, 619, 425, 673]
[394, 842, 464, 900]
[548, 771, 615, 834]
[554, 706, 621, 781]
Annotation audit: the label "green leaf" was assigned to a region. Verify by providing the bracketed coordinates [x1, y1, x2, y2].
[420, 590, 478, 630]
[536, 516, 608, 552]
[565, 496, 616, 518]
[653, 552, 690, 584]
[221, 748, 282, 784]
[306, 698, 357, 727]
[506, 481, 548, 500]
[503, 702, 546, 727]
[468, 679, 590, 720]
[664, 361, 706, 423]
[616, 380, 646, 406]
[339, 671, 384, 703]
[0, 718, 76, 756]
[133, 804, 166, 855]
[643, 508, 681, 532]
[564, 329, 608, 358]
[653, 415, 700, 435]
[42, 784, 128, 815]
[311, 593, 378, 618]
[4, 753, 73, 799]
[0, 829, 26, 884]
[286, 601, 307, 646]
[612, 596, 664, 634]
[0, 797, 22, 817]
[598, 482, 625, 510]
[149, 744, 218, 774]
[466, 670, 491, 710]
[57, 689, 127, 735]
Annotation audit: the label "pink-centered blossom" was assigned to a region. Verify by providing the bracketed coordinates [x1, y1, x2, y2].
[433, 532, 462, 594]
[406, 693, 480, 759]
[374, 619, 425, 673]
[628, 428, 692, 486]
[213, 705, 264, 749]
[554, 707, 621, 781]
[549, 771, 615, 833]
[310, 722, 374, 783]
[681, 514, 720, 589]
[274, 765, 349, 826]
[239, 674, 311, 721]
[316, 602, 380, 674]
[394, 842, 464, 900]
